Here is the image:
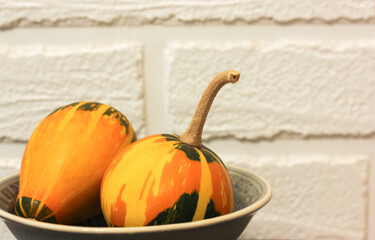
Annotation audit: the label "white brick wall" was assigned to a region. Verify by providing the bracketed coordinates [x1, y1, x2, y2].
[0, 43, 146, 141]
[0, 0, 374, 28]
[229, 156, 369, 240]
[166, 41, 375, 140]
[0, 1, 374, 240]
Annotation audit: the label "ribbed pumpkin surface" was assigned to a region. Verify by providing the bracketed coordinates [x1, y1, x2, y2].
[101, 134, 233, 227]
[16, 101, 136, 224]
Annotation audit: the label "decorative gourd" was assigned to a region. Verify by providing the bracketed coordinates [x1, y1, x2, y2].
[101, 70, 239, 227]
[15, 102, 136, 224]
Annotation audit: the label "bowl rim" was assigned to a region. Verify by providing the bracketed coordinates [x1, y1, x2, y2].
[0, 165, 272, 234]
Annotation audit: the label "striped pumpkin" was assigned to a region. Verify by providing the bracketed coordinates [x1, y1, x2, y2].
[15, 101, 136, 224]
[100, 134, 233, 227]
[100, 70, 240, 227]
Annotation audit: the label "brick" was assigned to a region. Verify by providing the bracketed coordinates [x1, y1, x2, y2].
[224, 155, 369, 240]
[0, 0, 373, 29]
[165, 41, 375, 140]
[0, 44, 145, 141]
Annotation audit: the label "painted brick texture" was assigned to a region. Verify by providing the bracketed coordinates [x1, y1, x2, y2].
[0, 0, 374, 29]
[0, 43, 146, 141]
[166, 41, 375, 140]
[225, 156, 369, 240]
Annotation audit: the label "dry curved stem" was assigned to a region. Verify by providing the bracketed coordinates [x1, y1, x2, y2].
[180, 70, 240, 148]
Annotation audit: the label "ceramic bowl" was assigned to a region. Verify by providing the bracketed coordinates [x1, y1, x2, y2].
[0, 166, 271, 240]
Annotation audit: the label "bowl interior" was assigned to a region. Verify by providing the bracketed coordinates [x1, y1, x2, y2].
[0, 166, 271, 235]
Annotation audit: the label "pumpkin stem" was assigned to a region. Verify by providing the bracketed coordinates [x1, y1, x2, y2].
[179, 70, 240, 148]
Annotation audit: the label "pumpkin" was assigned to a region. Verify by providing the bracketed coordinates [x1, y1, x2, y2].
[101, 70, 239, 227]
[15, 101, 136, 224]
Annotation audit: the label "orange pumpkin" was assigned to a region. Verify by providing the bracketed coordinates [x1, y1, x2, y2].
[15, 101, 136, 224]
[101, 133, 233, 226]
[101, 70, 239, 227]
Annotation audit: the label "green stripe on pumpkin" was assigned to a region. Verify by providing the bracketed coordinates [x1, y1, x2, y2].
[146, 191, 220, 226]
[77, 102, 102, 111]
[15, 197, 57, 223]
[50, 102, 132, 131]
[48, 102, 80, 116]
[201, 146, 223, 165]
[174, 143, 201, 161]
[161, 134, 219, 163]
[103, 107, 130, 132]
[147, 191, 198, 225]
[204, 199, 221, 219]
[161, 134, 180, 142]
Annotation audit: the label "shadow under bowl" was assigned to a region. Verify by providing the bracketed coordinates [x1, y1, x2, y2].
[0, 165, 271, 240]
